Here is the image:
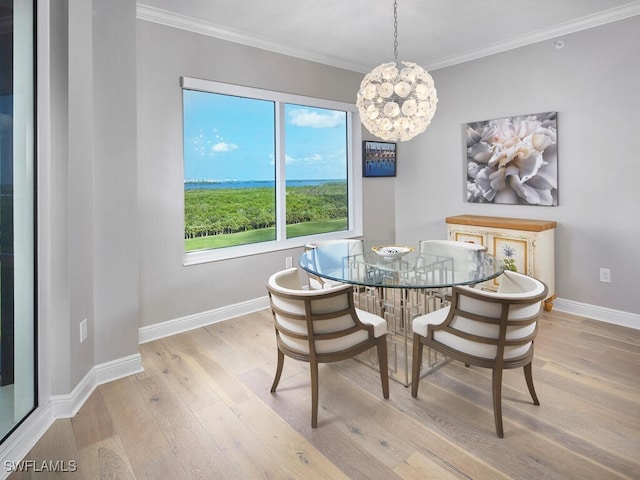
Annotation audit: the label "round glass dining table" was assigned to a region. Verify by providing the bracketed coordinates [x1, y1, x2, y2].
[299, 239, 503, 289]
[299, 239, 504, 386]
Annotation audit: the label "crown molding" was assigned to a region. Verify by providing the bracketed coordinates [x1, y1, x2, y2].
[424, 1, 640, 70]
[136, 4, 372, 73]
[137, 2, 640, 73]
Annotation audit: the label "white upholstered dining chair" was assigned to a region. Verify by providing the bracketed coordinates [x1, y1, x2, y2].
[418, 240, 487, 284]
[266, 267, 389, 427]
[410, 270, 548, 437]
[303, 239, 364, 290]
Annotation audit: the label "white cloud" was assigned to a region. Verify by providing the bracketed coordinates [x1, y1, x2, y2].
[289, 109, 344, 128]
[212, 142, 238, 152]
[286, 153, 322, 164]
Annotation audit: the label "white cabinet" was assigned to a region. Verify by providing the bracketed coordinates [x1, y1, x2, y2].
[446, 215, 556, 311]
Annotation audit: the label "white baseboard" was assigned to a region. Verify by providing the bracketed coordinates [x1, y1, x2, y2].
[136, 294, 638, 344]
[51, 353, 144, 418]
[553, 297, 639, 330]
[138, 296, 270, 344]
[0, 353, 143, 478]
[0, 403, 55, 480]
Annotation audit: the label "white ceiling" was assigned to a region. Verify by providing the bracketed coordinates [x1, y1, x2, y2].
[138, 0, 640, 73]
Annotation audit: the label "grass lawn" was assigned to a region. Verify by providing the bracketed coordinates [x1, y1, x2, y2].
[185, 218, 348, 251]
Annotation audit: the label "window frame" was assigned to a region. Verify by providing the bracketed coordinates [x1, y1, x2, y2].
[181, 76, 363, 266]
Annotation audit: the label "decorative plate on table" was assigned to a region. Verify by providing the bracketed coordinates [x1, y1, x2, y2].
[372, 245, 413, 260]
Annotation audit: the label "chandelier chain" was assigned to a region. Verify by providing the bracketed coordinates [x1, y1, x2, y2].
[356, 0, 438, 141]
[393, 0, 398, 65]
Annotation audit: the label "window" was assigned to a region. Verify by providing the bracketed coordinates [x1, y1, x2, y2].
[181, 77, 362, 264]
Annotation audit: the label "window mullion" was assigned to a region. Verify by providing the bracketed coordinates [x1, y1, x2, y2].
[275, 101, 286, 241]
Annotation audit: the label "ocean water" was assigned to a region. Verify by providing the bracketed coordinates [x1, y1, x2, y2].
[184, 179, 345, 190]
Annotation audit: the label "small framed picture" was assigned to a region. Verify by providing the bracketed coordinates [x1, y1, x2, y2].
[363, 141, 396, 177]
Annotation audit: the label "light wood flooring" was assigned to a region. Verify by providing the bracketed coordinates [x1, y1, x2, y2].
[10, 308, 640, 479]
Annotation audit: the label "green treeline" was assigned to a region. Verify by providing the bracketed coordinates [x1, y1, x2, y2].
[184, 182, 347, 239]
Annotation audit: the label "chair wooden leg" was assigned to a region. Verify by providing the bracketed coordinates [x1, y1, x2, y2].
[492, 367, 504, 438]
[376, 338, 390, 399]
[310, 361, 319, 428]
[411, 336, 424, 398]
[270, 349, 285, 392]
[524, 362, 540, 405]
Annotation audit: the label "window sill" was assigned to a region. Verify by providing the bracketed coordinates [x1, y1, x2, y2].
[183, 230, 363, 266]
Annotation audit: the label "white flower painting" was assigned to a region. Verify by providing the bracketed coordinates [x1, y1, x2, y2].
[465, 112, 558, 205]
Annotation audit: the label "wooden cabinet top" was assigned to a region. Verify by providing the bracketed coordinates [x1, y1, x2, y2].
[446, 215, 557, 232]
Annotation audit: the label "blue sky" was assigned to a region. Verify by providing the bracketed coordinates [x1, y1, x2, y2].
[183, 90, 348, 182]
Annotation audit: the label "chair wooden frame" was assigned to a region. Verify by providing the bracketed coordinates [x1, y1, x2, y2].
[411, 272, 548, 437]
[267, 267, 389, 428]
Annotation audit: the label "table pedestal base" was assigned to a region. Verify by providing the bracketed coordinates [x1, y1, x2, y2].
[354, 287, 451, 387]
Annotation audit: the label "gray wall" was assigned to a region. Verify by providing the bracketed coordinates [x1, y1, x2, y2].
[47, 0, 96, 394]
[45, 0, 139, 393]
[92, 0, 140, 364]
[136, 21, 395, 328]
[395, 16, 640, 314]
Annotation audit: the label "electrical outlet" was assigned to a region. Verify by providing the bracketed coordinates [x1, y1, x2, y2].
[80, 318, 88, 343]
[599, 268, 611, 283]
[285, 256, 293, 268]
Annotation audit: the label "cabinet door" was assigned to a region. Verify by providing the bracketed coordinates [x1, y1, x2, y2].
[448, 228, 487, 247]
[489, 232, 533, 288]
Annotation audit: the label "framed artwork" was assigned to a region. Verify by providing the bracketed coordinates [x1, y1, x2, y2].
[464, 111, 558, 205]
[493, 237, 527, 287]
[363, 141, 396, 177]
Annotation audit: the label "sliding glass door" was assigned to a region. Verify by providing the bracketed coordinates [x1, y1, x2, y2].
[0, 0, 36, 442]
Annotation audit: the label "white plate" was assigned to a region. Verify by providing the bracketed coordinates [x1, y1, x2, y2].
[372, 245, 413, 260]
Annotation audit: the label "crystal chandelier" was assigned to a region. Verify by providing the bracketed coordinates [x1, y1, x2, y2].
[356, 0, 438, 142]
